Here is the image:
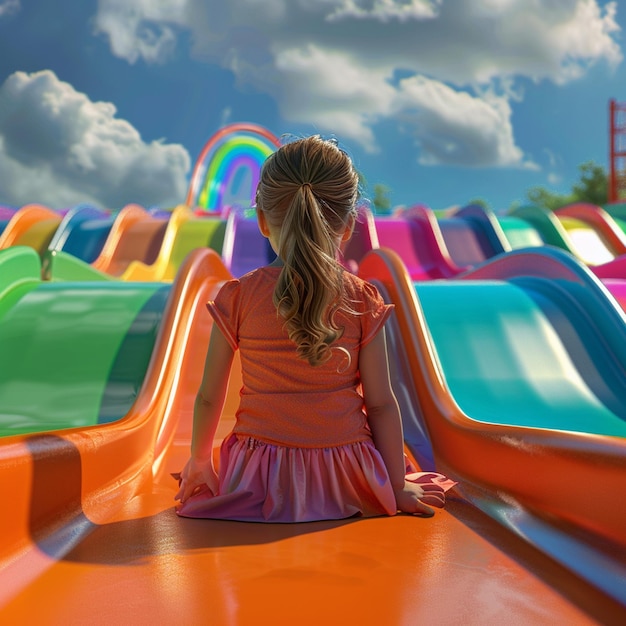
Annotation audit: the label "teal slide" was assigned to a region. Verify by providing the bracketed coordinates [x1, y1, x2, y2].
[416, 279, 626, 436]
[0, 247, 170, 437]
[426, 245, 626, 437]
[360, 245, 626, 607]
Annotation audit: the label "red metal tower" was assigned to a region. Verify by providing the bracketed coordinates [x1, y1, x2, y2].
[608, 99, 626, 203]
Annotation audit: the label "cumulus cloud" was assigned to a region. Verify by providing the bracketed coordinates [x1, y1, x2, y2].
[0, 70, 190, 208]
[93, 0, 622, 168]
[394, 75, 534, 168]
[93, 0, 191, 64]
[273, 45, 396, 151]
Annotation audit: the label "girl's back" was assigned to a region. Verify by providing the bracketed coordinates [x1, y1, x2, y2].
[209, 265, 392, 447]
[175, 135, 455, 523]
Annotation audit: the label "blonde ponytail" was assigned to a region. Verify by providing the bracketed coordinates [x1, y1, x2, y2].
[257, 136, 359, 366]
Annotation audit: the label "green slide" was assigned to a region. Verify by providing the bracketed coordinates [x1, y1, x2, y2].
[0, 247, 171, 437]
[495, 216, 545, 249]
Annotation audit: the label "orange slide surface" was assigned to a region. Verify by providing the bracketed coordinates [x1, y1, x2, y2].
[0, 250, 623, 624]
[0, 204, 62, 257]
[91, 204, 168, 276]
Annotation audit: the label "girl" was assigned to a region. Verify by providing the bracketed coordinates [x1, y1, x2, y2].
[175, 135, 455, 522]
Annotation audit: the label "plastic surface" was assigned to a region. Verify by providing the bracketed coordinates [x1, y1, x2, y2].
[509, 205, 575, 250]
[91, 204, 168, 276]
[464, 245, 626, 312]
[603, 202, 626, 229]
[556, 215, 615, 265]
[0, 207, 16, 235]
[0, 246, 41, 300]
[374, 210, 462, 279]
[0, 249, 170, 436]
[360, 247, 626, 608]
[0, 204, 62, 256]
[0, 249, 235, 598]
[592, 254, 626, 279]
[48, 205, 114, 263]
[496, 215, 545, 249]
[42, 249, 115, 282]
[438, 204, 507, 266]
[221, 211, 276, 277]
[508, 205, 620, 267]
[453, 204, 512, 254]
[122, 205, 225, 281]
[601, 278, 626, 310]
[0, 247, 625, 622]
[556, 203, 626, 258]
[418, 280, 626, 435]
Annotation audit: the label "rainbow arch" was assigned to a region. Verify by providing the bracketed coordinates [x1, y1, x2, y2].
[187, 123, 281, 213]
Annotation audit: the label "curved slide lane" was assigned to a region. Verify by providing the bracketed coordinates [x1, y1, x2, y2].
[437, 204, 508, 267]
[0, 204, 62, 257]
[556, 203, 626, 259]
[91, 204, 168, 276]
[47, 205, 114, 264]
[360, 246, 626, 609]
[0, 247, 170, 437]
[0, 246, 237, 611]
[374, 205, 464, 280]
[121, 205, 226, 282]
[0, 249, 623, 622]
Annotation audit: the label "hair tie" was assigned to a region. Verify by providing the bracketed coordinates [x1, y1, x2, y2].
[301, 182, 312, 192]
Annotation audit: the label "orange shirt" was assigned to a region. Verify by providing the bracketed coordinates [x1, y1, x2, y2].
[207, 266, 393, 448]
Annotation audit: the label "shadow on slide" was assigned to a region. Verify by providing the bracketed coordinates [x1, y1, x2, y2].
[360, 246, 626, 607]
[0, 246, 233, 598]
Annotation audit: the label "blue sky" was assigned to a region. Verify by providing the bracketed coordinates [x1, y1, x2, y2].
[0, 0, 623, 213]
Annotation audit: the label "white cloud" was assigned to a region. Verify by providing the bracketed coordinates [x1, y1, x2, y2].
[394, 75, 536, 168]
[325, 0, 442, 23]
[0, 70, 190, 209]
[93, 0, 190, 64]
[273, 45, 396, 150]
[219, 107, 233, 128]
[0, 0, 19, 18]
[93, 0, 622, 168]
[549, 0, 621, 83]
[547, 172, 562, 186]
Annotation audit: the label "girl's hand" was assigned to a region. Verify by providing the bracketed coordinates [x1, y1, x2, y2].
[393, 480, 436, 517]
[175, 457, 219, 504]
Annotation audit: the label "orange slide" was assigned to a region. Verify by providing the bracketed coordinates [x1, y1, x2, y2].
[0, 250, 622, 623]
[0, 204, 62, 257]
[91, 204, 168, 276]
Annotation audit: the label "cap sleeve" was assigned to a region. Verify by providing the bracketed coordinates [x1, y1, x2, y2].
[359, 280, 394, 347]
[206, 279, 241, 351]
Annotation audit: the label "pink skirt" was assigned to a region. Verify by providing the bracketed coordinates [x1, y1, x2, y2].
[176, 434, 455, 523]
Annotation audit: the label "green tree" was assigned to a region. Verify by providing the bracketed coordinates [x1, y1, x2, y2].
[526, 187, 574, 211]
[355, 168, 393, 214]
[571, 161, 608, 206]
[466, 198, 491, 210]
[372, 183, 392, 214]
[524, 161, 608, 210]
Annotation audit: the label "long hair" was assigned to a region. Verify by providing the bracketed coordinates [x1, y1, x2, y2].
[256, 136, 359, 366]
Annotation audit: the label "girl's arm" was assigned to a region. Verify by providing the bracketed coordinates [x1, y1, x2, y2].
[359, 327, 434, 516]
[175, 323, 235, 503]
